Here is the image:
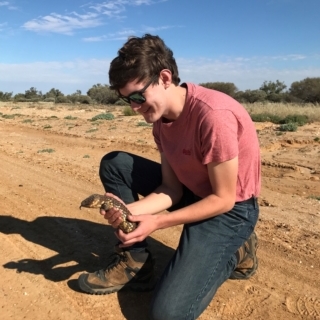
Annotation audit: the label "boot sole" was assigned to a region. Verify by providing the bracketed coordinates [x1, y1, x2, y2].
[78, 273, 156, 295]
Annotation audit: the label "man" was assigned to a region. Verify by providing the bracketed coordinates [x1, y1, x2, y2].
[78, 34, 260, 320]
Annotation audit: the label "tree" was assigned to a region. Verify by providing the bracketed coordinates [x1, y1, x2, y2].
[259, 80, 287, 102]
[24, 87, 42, 100]
[87, 84, 118, 104]
[44, 88, 64, 99]
[67, 91, 92, 104]
[289, 77, 320, 103]
[199, 82, 238, 97]
[259, 80, 287, 95]
[0, 91, 13, 101]
[240, 90, 267, 103]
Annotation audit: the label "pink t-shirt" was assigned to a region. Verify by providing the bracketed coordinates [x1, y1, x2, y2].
[153, 83, 261, 201]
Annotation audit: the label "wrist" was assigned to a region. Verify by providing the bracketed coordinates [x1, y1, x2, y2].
[155, 212, 170, 229]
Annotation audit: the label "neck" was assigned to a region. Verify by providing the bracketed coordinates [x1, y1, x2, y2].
[162, 85, 187, 122]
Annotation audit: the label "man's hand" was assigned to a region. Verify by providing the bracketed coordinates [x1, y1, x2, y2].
[99, 193, 127, 229]
[115, 214, 160, 247]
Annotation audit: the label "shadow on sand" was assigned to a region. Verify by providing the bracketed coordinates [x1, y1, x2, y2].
[0, 214, 175, 319]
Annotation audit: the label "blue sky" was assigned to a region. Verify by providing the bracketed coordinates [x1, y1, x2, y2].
[0, 0, 319, 95]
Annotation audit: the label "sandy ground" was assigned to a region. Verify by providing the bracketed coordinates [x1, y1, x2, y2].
[0, 102, 319, 320]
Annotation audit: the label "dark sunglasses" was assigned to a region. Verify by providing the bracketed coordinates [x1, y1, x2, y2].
[119, 75, 158, 104]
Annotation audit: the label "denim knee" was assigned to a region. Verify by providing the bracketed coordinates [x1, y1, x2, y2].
[100, 151, 129, 173]
[149, 303, 182, 320]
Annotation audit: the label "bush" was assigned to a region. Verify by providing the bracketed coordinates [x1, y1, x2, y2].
[279, 122, 298, 132]
[137, 121, 151, 127]
[14, 97, 31, 102]
[37, 148, 55, 153]
[241, 90, 267, 103]
[123, 106, 137, 116]
[78, 95, 92, 104]
[55, 96, 71, 104]
[250, 113, 282, 124]
[279, 114, 309, 126]
[114, 99, 128, 106]
[91, 113, 115, 121]
[44, 98, 55, 103]
[64, 116, 77, 120]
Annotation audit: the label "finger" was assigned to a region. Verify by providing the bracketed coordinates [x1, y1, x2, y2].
[105, 192, 126, 205]
[126, 214, 138, 222]
[102, 208, 121, 219]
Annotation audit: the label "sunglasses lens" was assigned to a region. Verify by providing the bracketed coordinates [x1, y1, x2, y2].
[129, 93, 146, 104]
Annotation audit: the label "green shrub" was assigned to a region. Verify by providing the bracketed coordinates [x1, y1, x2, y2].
[279, 114, 309, 126]
[250, 113, 282, 124]
[309, 195, 320, 201]
[137, 121, 152, 127]
[91, 113, 115, 121]
[123, 106, 137, 116]
[64, 115, 77, 120]
[44, 98, 56, 103]
[55, 96, 71, 104]
[37, 148, 55, 153]
[114, 99, 128, 106]
[279, 122, 298, 132]
[1, 114, 16, 119]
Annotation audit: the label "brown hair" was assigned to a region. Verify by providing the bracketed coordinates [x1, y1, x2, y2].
[108, 34, 180, 90]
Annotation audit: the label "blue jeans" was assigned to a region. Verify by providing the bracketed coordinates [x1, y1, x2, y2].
[99, 151, 259, 320]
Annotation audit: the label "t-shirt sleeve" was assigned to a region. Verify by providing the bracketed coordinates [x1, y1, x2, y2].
[201, 109, 239, 165]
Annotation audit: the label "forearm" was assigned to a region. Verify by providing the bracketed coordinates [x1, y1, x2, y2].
[155, 194, 235, 229]
[127, 184, 183, 216]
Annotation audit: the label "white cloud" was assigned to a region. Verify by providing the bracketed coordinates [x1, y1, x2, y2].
[82, 35, 107, 42]
[89, 1, 126, 17]
[22, 12, 103, 35]
[82, 25, 176, 42]
[21, 1, 170, 35]
[0, 1, 17, 9]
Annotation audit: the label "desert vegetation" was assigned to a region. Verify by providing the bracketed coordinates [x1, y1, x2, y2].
[1, 77, 320, 106]
[1, 78, 319, 136]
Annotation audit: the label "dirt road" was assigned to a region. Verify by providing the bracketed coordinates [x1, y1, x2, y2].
[0, 103, 319, 319]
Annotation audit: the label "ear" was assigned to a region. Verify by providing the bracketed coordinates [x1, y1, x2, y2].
[159, 69, 172, 88]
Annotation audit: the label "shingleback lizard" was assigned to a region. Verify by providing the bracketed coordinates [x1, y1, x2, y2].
[79, 194, 137, 233]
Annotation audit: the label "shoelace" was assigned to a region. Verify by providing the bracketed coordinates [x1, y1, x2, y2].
[105, 252, 127, 272]
[95, 252, 128, 280]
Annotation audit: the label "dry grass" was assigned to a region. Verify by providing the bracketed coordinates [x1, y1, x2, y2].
[243, 102, 320, 122]
[1, 101, 320, 122]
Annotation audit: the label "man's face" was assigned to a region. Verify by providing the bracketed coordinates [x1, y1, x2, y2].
[118, 77, 167, 123]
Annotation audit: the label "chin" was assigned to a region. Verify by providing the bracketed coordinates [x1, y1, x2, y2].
[143, 112, 159, 124]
